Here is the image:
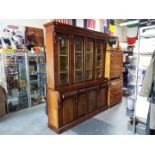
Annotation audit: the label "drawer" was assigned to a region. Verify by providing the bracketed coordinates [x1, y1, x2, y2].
[110, 72, 122, 78]
[111, 84, 122, 93]
[111, 90, 122, 98]
[111, 95, 122, 105]
[111, 79, 122, 87]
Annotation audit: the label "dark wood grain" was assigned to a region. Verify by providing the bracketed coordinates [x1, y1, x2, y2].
[44, 22, 108, 133]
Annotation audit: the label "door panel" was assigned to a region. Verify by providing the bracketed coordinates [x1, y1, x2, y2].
[88, 87, 98, 113]
[77, 93, 88, 118]
[99, 86, 107, 108]
[61, 96, 75, 126]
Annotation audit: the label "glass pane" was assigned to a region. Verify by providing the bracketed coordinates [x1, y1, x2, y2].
[3, 53, 28, 112]
[57, 35, 69, 85]
[58, 36, 69, 55]
[60, 73, 68, 85]
[86, 70, 93, 80]
[28, 54, 46, 106]
[86, 40, 93, 80]
[75, 38, 83, 52]
[37, 55, 46, 98]
[60, 56, 68, 71]
[97, 55, 102, 67]
[75, 53, 82, 70]
[96, 41, 103, 78]
[96, 69, 102, 78]
[74, 38, 83, 82]
[97, 42, 103, 54]
[86, 40, 93, 69]
[75, 71, 82, 82]
[86, 53, 92, 68]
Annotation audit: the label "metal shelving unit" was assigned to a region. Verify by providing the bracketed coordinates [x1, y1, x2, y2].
[27, 53, 46, 106]
[0, 52, 29, 112]
[133, 25, 155, 134]
[0, 51, 46, 113]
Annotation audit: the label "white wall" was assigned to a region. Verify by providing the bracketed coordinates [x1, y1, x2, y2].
[114, 23, 127, 42]
[0, 19, 49, 28]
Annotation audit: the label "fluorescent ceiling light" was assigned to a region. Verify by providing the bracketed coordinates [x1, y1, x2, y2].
[120, 20, 139, 26]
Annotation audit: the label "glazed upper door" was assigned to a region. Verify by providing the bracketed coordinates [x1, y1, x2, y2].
[56, 34, 70, 87]
[95, 40, 105, 79]
[73, 37, 84, 83]
[85, 38, 94, 81]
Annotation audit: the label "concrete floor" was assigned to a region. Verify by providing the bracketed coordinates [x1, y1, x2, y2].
[0, 98, 133, 135]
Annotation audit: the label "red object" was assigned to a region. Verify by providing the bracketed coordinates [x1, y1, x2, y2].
[54, 19, 70, 24]
[127, 37, 137, 44]
[87, 19, 91, 28]
[87, 19, 96, 29]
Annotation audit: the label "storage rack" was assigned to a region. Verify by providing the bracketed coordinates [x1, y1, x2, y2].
[0, 51, 46, 114]
[123, 47, 137, 116]
[27, 53, 46, 106]
[133, 28, 155, 134]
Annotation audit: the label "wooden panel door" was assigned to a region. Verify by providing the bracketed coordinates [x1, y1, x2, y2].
[99, 84, 108, 109]
[88, 86, 98, 113]
[77, 89, 88, 118]
[60, 92, 76, 126]
[110, 52, 123, 78]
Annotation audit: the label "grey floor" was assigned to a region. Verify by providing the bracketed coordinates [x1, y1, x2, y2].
[0, 98, 133, 135]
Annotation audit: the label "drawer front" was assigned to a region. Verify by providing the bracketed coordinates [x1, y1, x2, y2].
[111, 84, 122, 93]
[111, 52, 123, 62]
[111, 95, 122, 105]
[110, 70, 122, 78]
[111, 79, 122, 87]
[111, 90, 122, 98]
[110, 79, 122, 106]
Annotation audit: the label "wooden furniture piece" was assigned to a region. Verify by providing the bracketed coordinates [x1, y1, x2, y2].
[105, 36, 123, 107]
[25, 27, 44, 50]
[108, 77, 123, 107]
[44, 22, 108, 133]
[0, 86, 7, 117]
